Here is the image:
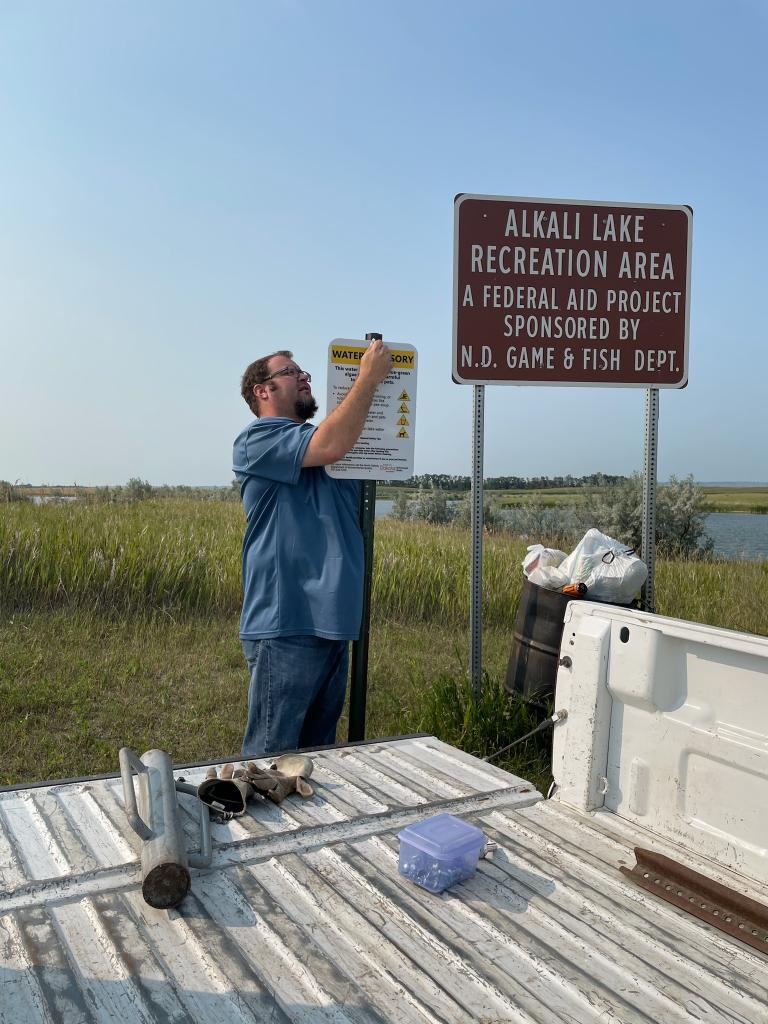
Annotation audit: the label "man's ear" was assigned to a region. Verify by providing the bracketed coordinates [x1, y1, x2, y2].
[251, 382, 268, 414]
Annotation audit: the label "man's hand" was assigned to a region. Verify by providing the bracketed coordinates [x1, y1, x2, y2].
[303, 339, 393, 467]
[358, 338, 392, 387]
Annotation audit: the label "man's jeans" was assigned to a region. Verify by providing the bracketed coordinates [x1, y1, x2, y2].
[241, 635, 350, 758]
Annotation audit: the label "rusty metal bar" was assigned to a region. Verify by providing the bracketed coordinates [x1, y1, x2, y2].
[621, 846, 768, 954]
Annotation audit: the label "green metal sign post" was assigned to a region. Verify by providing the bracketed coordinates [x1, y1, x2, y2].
[348, 331, 382, 742]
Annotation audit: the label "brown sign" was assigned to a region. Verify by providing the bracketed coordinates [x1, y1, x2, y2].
[453, 195, 691, 387]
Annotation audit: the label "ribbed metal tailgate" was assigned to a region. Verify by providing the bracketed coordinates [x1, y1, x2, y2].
[1, 737, 766, 1022]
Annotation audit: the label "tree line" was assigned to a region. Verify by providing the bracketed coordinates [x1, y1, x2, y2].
[389, 472, 629, 491]
[2, 480, 241, 503]
[4, 473, 628, 504]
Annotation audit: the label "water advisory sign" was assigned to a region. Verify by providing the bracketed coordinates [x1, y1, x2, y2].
[453, 195, 691, 387]
[325, 339, 417, 480]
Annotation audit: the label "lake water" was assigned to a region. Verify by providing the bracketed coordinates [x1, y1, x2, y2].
[374, 501, 768, 560]
[701, 513, 768, 560]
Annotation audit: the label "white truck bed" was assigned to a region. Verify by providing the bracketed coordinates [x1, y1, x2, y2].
[1, 604, 767, 1022]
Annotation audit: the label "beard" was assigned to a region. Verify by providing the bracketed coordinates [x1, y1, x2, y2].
[294, 394, 318, 422]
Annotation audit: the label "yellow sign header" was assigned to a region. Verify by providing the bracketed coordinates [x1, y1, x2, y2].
[330, 346, 416, 368]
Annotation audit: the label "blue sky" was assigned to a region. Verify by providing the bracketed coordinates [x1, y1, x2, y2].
[1, 0, 766, 485]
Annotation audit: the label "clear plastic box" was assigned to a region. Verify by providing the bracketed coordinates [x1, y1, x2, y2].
[397, 812, 487, 892]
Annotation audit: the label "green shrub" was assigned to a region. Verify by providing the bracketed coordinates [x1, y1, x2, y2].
[582, 472, 713, 555]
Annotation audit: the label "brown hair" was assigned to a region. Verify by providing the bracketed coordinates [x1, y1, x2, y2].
[240, 351, 292, 415]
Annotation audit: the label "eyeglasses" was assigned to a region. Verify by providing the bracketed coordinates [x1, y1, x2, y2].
[263, 366, 312, 383]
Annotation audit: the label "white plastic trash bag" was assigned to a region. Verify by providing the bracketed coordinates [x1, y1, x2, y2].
[522, 544, 567, 579]
[528, 564, 570, 590]
[557, 528, 647, 604]
[593, 553, 647, 604]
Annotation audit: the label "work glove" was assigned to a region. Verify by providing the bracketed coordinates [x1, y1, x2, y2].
[197, 763, 256, 819]
[197, 754, 314, 818]
[236, 753, 314, 804]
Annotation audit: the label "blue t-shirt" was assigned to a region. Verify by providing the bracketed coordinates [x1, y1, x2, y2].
[233, 417, 363, 641]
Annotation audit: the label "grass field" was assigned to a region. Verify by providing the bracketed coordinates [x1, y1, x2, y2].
[1, 500, 766, 788]
[0, 613, 538, 787]
[698, 486, 768, 513]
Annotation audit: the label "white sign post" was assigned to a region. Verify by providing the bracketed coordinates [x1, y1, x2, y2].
[325, 339, 417, 480]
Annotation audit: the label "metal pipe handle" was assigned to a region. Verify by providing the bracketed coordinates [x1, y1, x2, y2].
[119, 746, 152, 841]
[175, 780, 212, 868]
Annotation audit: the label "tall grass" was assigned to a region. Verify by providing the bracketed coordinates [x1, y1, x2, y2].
[1, 500, 766, 635]
[418, 671, 552, 789]
[655, 557, 768, 636]
[372, 521, 527, 626]
[0, 500, 244, 616]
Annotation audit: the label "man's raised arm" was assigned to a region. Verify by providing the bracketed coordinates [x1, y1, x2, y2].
[303, 339, 392, 467]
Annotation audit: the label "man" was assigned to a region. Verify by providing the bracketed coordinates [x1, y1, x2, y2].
[233, 340, 392, 757]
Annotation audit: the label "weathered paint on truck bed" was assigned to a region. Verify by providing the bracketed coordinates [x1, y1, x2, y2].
[1, 731, 766, 1022]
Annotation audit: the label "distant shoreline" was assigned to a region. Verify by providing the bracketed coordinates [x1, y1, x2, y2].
[10, 480, 768, 492]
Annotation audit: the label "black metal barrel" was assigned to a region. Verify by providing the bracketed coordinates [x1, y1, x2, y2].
[505, 578, 572, 705]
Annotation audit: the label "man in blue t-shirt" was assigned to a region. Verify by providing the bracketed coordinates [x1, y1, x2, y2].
[233, 341, 392, 757]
